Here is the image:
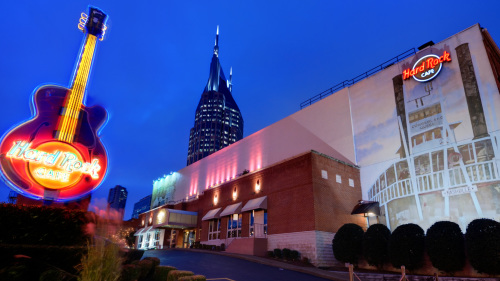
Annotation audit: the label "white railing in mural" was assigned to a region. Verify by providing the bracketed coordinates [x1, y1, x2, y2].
[369, 137, 499, 206]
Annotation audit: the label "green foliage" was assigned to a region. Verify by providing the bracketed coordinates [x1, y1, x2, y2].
[267, 251, 274, 258]
[120, 264, 141, 281]
[0, 203, 89, 245]
[137, 259, 154, 280]
[465, 218, 500, 275]
[0, 244, 86, 275]
[153, 266, 177, 281]
[290, 250, 300, 261]
[178, 275, 207, 281]
[332, 223, 364, 265]
[389, 223, 425, 271]
[143, 257, 161, 268]
[39, 269, 74, 281]
[273, 248, 282, 259]
[363, 224, 391, 268]
[122, 249, 145, 264]
[426, 221, 465, 273]
[282, 248, 291, 260]
[77, 237, 123, 281]
[167, 270, 194, 281]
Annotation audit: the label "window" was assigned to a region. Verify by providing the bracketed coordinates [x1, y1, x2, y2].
[227, 214, 242, 238]
[249, 210, 267, 238]
[138, 235, 143, 249]
[208, 219, 220, 240]
[145, 233, 151, 249]
[153, 230, 160, 248]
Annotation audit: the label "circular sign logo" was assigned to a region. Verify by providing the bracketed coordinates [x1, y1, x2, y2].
[402, 51, 451, 82]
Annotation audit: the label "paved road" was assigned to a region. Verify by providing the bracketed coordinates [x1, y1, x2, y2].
[143, 249, 333, 281]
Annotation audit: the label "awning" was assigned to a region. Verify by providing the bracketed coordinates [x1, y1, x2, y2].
[241, 196, 267, 212]
[134, 227, 145, 236]
[220, 202, 243, 217]
[201, 208, 222, 221]
[351, 200, 380, 216]
[134, 226, 153, 236]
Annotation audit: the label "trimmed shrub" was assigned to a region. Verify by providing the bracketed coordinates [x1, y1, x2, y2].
[426, 221, 465, 273]
[0, 204, 89, 246]
[363, 224, 391, 269]
[389, 223, 425, 271]
[273, 248, 282, 259]
[153, 265, 177, 281]
[282, 248, 291, 260]
[178, 275, 207, 281]
[465, 218, 500, 275]
[167, 270, 194, 281]
[332, 223, 364, 265]
[122, 249, 145, 264]
[267, 251, 274, 258]
[137, 259, 154, 279]
[120, 264, 141, 281]
[39, 269, 73, 281]
[290, 250, 300, 261]
[143, 256, 161, 268]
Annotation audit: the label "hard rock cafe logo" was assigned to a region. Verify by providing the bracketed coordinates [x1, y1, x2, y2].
[6, 140, 101, 189]
[403, 51, 451, 82]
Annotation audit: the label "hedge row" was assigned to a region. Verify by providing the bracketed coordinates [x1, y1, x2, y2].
[0, 203, 89, 245]
[332, 219, 500, 275]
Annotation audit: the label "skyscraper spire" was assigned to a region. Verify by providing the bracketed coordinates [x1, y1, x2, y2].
[229, 67, 233, 93]
[214, 25, 219, 57]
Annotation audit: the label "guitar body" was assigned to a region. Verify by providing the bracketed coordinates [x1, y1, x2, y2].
[0, 85, 108, 200]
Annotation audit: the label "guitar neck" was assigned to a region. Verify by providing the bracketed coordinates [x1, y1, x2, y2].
[57, 34, 98, 143]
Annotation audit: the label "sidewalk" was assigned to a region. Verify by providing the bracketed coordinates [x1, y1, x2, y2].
[176, 248, 350, 281]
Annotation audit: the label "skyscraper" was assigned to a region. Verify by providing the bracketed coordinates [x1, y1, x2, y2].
[107, 185, 128, 215]
[187, 27, 244, 165]
[132, 195, 152, 219]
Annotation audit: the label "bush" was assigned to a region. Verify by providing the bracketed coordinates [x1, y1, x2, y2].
[178, 275, 207, 281]
[363, 224, 391, 269]
[153, 265, 177, 281]
[282, 248, 291, 260]
[220, 243, 225, 251]
[465, 218, 500, 275]
[143, 257, 161, 268]
[122, 249, 145, 264]
[267, 251, 274, 258]
[0, 204, 89, 245]
[167, 270, 194, 281]
[290, 250, 300, 261]
[120, 264, 141, 281]
[216, 246, 221, 251]
[39, 269, 73, 281]
[389, 223, 425, 271]
[273, 248, 282, 259]
[0, 244, 86, 275]
[137, 259, 154, 279]
[426, 221, 465, 273]
[332, 223, 364, 265]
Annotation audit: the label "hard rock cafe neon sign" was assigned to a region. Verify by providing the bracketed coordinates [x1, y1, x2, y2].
[403, 51, 451, 82]
[0, 7, 109, 201]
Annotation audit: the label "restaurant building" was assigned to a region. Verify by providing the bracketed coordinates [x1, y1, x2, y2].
[136, 24, 500, 266]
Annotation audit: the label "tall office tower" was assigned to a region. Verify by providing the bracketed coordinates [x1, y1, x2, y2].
[187, 27, 244, 165]
[107, 185, 128, 216]
[132, 195, 152, 219]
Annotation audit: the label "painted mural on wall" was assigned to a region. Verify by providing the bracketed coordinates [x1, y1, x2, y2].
[151, 173, 178, 208]
[352, 25, 500, 231]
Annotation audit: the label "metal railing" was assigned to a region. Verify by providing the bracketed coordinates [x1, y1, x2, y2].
[300, 48, 416, 109]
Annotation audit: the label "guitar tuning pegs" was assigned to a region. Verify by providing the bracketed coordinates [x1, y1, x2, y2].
[99, 24, 107, 41]
[78, 12, 88, 32]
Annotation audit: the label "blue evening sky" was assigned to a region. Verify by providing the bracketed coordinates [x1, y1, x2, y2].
[1, 0, 500, 219]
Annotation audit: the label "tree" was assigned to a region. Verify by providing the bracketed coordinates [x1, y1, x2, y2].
[363, 224, 391, 268]
[332, 223, 364, 265]
[389, 223, 425, 271]
[426, 221, 465, 273]
[465, 218, 500, 275]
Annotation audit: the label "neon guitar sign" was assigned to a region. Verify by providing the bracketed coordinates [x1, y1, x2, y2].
[0, 7, 109, 201]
